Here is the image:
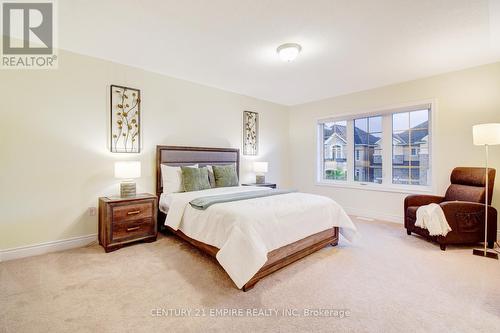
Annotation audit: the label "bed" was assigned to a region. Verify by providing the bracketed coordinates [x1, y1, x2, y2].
[156, 145, 355, 291]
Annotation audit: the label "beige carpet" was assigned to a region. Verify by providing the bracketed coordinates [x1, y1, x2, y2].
[1, 218, 499, 333]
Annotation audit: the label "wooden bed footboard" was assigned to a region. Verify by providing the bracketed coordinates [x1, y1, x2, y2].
[165, 226, 339, 291]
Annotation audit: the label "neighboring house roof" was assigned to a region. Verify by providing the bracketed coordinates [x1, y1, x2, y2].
[393, 121, 429, 145]
[324, 124, 378, 146]
[324, 121, 429, 146]
[354, 127, 379, 145]
[325, 132, 347, 145]
[324, 124, 347, 142]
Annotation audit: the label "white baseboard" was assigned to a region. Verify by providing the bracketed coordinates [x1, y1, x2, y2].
[0, 218, 497, 262]
[0, 234, 97, 262]
[345, 206, 403, 224]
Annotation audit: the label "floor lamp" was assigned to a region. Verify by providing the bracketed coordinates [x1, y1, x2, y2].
[472, 123, 500, 260]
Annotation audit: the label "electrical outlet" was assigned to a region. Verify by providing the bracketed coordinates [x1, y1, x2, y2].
[88, 207, 97, 216]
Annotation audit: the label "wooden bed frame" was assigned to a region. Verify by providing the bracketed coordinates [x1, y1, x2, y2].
[156, 145, 339, 291]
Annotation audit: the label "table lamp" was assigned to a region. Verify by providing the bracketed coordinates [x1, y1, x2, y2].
[472, 123, 500, 260]
[114, 161, 141, 197]
[254, 162, 268, 184]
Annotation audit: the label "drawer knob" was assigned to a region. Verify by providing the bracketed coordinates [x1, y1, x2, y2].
[127, 226, 140, 232]
[127, 210, 141, 215]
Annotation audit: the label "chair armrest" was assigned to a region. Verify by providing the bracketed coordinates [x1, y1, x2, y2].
[440, 201, 497, 214]
[440, 201, 498, 236]
[404, 195, 444, 210]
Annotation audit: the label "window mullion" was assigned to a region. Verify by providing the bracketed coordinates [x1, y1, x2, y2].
[317, 124, 323, 182]
[382, 114, 392, 186]
[346, 120, 354, 183]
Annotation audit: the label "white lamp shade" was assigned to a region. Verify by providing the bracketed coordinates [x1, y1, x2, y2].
[254, 162, 268, 173]
[473, 123, 500, 146]
[114, 161, 141, 179]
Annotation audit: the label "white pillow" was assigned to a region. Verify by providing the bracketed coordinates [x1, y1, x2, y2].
[205, 165, 215, 187]
[161, 164, 198, 194]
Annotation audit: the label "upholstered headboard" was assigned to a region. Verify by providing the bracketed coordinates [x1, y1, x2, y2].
[155, 145, 240, 198]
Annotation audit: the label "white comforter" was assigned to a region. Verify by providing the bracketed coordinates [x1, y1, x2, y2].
[164, 186, 356, 289]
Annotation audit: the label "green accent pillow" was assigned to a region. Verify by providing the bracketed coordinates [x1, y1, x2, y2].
[181, 166, 211, 192]
[213, 164, 239, 187]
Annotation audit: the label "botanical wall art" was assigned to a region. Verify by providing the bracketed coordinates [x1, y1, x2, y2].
[110, 85, 141, 153]
[243, 111, 259, 155]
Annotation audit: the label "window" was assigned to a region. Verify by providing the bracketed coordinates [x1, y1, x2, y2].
[392, 110, 430, 185]
[354, 116, 382, 184]
[321, 120, 347, 181]
[318, 103, 432, 192]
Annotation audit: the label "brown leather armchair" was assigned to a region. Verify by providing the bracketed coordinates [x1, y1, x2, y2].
[405, 167, 497, 251]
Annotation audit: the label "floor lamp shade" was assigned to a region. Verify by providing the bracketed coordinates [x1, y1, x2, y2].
[473, 123, 500, 145]
[471, 123, 500, 259]
[114, 161, 141, 197]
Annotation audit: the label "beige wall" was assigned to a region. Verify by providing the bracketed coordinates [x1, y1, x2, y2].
[289, 62, 500, 223]
[1, 49, 499, 251]
[0, 50, 289, 249]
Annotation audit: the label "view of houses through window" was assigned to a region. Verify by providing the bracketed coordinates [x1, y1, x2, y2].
[322, 120, 347, 180]
[354, 116, 383, 183]
[392, 110, 430, 185]
[320, 106, 431, 188]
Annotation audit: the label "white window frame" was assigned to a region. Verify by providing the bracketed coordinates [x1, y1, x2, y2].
[316, 100, 436, 195]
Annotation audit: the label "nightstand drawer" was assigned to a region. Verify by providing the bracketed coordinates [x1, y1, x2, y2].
[112, 218, 154, 242]
[99, 194, 157, 252]
[112, 201, 153, 222]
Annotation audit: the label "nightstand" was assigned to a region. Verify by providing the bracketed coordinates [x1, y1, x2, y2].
[98, 193, 157, 252]
[242, 183, 277, 189]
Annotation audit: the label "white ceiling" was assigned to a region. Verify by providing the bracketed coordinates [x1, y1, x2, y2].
[59, 0, 500, 106]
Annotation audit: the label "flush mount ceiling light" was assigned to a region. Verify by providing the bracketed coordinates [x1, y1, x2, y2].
[276, 43, 302, 62]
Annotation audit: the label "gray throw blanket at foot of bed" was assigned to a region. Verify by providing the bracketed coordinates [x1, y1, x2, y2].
[189, 189, 295, 210]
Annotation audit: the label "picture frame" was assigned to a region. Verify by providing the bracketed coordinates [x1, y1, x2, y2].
[110, 85, 141, 153]
[243, 110, 259, 155]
